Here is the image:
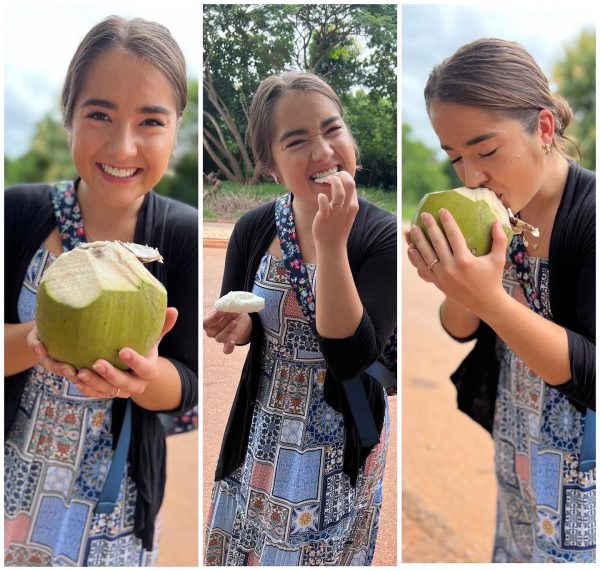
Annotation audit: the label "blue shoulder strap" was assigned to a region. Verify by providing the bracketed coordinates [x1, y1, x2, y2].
[95, 399, 132, 514]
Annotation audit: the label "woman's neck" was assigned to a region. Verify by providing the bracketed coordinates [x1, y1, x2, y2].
[77, 181, 143, 243]
[520, 154, 569, 222]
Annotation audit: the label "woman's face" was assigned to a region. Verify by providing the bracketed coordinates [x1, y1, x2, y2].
[270, 90, 356, 206]
[428, 101, 547, 214]
[68, 48, 179, 209]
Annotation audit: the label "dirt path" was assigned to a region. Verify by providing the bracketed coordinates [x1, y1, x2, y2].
[202, 243, 397, 565]
[402, 243, 496, 562]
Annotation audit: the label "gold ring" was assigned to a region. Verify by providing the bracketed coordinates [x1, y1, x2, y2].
[427, 258, 439, 271]
[330, 201, 344, 208]
[109, 387, 120, 398]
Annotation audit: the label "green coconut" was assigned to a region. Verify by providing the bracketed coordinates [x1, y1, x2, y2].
[36, 241, 167, 371]
[412, 187, 513, 256]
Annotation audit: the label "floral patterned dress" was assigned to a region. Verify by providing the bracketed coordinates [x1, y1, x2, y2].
[205, 252, 389, 566]
[4, 186, 159, 566]
[492, 244, 596, 562]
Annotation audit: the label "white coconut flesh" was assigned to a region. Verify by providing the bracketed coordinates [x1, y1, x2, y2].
[36, 241, 167, 370]
[215, 291, 265, 313]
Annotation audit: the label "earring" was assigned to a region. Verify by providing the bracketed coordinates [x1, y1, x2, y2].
[544, 143, 552, 155]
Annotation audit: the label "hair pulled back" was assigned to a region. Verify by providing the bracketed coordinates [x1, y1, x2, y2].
[424, 38, 576, 157]
[248, 71, 350, 175]
[61, 16, 187, 128]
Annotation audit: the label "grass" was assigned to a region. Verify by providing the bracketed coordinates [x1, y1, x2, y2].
[203, 181, 397, 221]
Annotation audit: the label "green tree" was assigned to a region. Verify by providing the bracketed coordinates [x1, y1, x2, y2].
[203, 4, 397, 186]
[553, 30, 595, 170]
[344, 90, 396, 189]
[402, 124, 450, 213]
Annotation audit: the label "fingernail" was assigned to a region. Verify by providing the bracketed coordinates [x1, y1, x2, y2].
[420, 212, 430, 223]
[439, 208, 447, 218]
[93, 362, 106, 374]
[120, 349, 132, 361]
[33, 344, 43, 356]
[78, 372, 88, 382]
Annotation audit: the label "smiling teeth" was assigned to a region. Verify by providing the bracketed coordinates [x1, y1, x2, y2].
[312, 166, 339, 182]
[102, 164, 137, 178]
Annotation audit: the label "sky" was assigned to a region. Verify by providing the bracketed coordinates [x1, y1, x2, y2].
[402, 3, 595, 155]
[3, 1, 201, 159]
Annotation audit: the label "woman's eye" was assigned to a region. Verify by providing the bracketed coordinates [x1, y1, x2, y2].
[480, 149, 497, 159]
[142, 118, 166, 127]
[87, 111, 109, 121]
[327, 125, 342, 134]
[287, 139, 304, 148]
[451, 156, 462, 165]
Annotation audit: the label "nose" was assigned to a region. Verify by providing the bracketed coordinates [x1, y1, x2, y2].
[108, 123, 138, 160]
[462, 160, 488, 189]
[311, 134, 334, 162]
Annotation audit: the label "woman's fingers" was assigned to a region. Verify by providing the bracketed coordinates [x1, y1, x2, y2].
[204, 310, 240, 337]
[418, 212, 453, 262]
[438, 208, 470, 258]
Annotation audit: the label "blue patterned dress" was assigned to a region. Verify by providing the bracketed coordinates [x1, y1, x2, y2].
[205, 252, 389, 566]
[492, 251, 596, 562]
[4, 233, 158, 563]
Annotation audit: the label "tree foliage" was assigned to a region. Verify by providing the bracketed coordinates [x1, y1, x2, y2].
[203, 4, 397, 187]
[5, 81, 199, 208]
[344, 90, 396, 189]
[401, 124, 450, 207]
[553, 29, 595, 170]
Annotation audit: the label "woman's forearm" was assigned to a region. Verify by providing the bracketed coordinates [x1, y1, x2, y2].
[5, 322, 39, 376]
[315, 244, 363, 338]
[130, 357, 183, 411]
[440, 297, 481, 339]
[480, 294, 571, 385]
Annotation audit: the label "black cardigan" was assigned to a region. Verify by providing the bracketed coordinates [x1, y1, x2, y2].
[4, 182, 198, 549]
[214, 196, 397, 485]
[450, 162, 595, 433]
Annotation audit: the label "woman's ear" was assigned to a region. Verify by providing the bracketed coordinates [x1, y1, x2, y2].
[538, 109, 555, 147]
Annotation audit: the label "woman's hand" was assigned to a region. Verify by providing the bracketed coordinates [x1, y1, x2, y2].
[73, 307, 178, 399]
[203, 309, 252, 354]
[408, 208, 508, 319]
[312, 170, 360, 250]
[27, 325, 79, 382]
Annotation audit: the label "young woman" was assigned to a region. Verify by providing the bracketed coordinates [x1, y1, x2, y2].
[204, 72, 397, 565]
[4, 16, 198, 566]
[407, 38, 595, 562]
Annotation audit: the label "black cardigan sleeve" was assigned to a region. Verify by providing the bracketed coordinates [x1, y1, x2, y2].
[137, 193, 198, 415]
[551, 171, 596, 410]
[317, 201, 397, 380]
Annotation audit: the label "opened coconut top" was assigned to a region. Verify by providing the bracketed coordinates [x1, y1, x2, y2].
[461, 187, 539, 237]
[41, 241, 166, 308]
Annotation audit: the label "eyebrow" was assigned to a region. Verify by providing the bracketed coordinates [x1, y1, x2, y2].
[81, 98, 173, 116]
[441, 131, 499, 151]
[278, 115, 341, 143]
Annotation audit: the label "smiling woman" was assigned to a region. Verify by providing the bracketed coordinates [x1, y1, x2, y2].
[4, 16, 198, 567]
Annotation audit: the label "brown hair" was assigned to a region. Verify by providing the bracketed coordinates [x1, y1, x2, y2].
[61, 16, 187, 128]
[248, 71, 355, 175]
[424, 38, 578, 158]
